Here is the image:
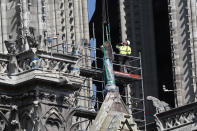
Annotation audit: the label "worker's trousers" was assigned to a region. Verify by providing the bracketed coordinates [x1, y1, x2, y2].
[119, 55, 130, 72]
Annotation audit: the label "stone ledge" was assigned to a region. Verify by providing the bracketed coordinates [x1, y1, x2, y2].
[0, 69, 84, 89]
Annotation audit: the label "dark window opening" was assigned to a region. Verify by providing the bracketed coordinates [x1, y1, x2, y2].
[152, 0, 175, 107]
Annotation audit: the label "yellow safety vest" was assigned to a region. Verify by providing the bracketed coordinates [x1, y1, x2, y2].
[116, 45, 131, 55]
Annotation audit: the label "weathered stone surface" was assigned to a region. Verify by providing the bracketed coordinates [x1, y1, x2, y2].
[155, 102, 197, 131]
[90, 91, 138, 131]
[0, 0, 93, 131]
[147, 96, 171, 114]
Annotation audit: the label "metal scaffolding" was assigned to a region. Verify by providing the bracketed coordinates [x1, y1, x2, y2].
[48, 41, 147, 130]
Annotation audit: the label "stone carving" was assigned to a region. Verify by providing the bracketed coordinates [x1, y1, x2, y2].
[17, 55, 31, 72]
[0, 111, 10, 131]
[10, 105, 20, 130]
[39, 92, 56, 102]
[0, 95, 12, 104]
[0, 61, 8, 73]
[155, 105, 197, 130]
[15, 50, 74, 74]
[4, 35, 17, 54]
[39, 58, 70, 73]
[20, 101, 45, 131]
[38, 92, 76, 106]
[21, 112, 34, 131]
[43, 107, 66, 131]
[0, 48, 79, 76]
[17, 0, 30, 52]
[0, 119, 6, 131]
[42, 107, 78, 131]
[63, 93, 76, 106]
[7, 55, 20, 75]
[16, 1, 41, 52]
[4, 34, 22, 75]
[147, 96, 171, 113]
[26, 27, 40, 48]
[20, 108, 40, 131]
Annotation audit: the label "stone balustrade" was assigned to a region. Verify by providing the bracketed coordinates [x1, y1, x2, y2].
[155, 102, 197, 130]
[0, 49, 84, 88]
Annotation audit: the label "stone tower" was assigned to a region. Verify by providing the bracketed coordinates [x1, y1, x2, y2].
[0, 0, 93, 130]
[168, 0, 197, 106]
[107, 0, 197, 130]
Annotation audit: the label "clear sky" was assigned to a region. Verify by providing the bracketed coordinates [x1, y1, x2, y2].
[88, 0, 96, 22]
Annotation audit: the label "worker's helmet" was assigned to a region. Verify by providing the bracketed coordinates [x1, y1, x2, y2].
[127, 40, 130, 45]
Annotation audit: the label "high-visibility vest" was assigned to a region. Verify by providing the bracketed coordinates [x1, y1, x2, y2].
[116, 45, 131, 55]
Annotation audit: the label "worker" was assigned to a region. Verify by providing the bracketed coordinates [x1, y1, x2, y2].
[116, 40, 131, 72]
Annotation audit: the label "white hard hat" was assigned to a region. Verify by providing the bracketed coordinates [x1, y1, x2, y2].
[127, 40, 130, 45]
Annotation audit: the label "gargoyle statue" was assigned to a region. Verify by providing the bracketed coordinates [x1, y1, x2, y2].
[4, 34, 17, 54]
[4, 34, 22, 75]
[147, 96, 171, 114]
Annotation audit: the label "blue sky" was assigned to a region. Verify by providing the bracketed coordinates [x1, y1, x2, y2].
[88, 0, 96, 22]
